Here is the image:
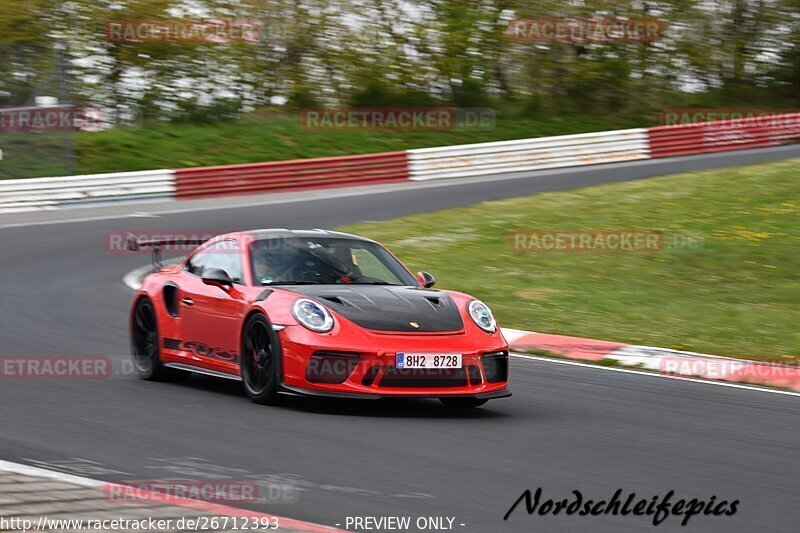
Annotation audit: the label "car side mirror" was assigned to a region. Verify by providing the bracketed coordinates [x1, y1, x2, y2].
[417, 271, 436, 288]
[202, 268, 233, 290]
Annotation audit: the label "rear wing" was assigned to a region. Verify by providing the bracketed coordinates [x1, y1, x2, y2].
[126, 234, 208, 271]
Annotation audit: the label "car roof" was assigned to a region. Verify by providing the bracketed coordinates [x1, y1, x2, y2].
[241, 228, 374, 243]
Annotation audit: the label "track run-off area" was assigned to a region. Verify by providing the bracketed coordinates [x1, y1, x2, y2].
[1, 145, 799, 532]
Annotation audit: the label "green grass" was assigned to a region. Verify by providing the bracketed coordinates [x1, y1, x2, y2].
[3, 86, 798, 179]
[1, 109, 647, 179]
[74, 111, 645, 175]
[0, 130, 78, 180]
[339, 159, 800, 363]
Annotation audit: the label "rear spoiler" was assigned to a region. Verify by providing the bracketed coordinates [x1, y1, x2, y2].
[126, 234, 208, 271]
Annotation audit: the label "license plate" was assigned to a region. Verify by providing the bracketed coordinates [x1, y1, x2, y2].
[396, 353, 462, 369]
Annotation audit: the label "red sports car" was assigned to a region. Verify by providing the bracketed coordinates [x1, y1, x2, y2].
[129, 229, 510, 408]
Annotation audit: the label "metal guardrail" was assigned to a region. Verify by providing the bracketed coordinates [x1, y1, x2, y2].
[2, 114, 798, 213]
[173, 152, 409, 199]
[406, 129, 651, 180]
[0, 169, 175, 213]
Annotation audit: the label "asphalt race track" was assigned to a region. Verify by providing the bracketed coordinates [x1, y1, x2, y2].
[1, 146, 799, 532]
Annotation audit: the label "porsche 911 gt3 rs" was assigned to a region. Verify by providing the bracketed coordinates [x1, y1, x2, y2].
[129, 229, 510, 408]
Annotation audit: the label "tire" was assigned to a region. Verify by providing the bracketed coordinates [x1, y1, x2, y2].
[440, 397, 488, 409]
[130, 297, 187, 381]
[240, 313, 280, 404]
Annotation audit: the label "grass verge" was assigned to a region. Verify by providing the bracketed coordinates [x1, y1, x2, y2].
[339, 159, 800, 363]
[2, 110, 646, 179]
[76, 111, 644, 174]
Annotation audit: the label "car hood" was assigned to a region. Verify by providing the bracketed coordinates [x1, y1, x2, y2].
[282, 285, 464, 333]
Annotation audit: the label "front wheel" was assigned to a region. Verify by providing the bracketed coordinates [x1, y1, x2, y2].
[241, 314, 280, 404]
[440, 397, 488, 409]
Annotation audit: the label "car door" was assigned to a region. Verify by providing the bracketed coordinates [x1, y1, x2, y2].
[179, 239, 248, 372]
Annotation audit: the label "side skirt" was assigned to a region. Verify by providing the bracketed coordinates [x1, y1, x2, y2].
[164, 362, 242, 381]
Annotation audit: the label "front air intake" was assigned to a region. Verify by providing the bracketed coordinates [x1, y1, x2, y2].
[379, 367, 467, 388]
[482, 351, 509, 383]
[306, 351, 360, 384]
[467, 365, 482, 385]
[361, 365, 381, 386]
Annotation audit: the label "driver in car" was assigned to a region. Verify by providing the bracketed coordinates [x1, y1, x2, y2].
[321, 246, 361, 283]
[252, 243, 359, 285]
[252, 249, 297, 285]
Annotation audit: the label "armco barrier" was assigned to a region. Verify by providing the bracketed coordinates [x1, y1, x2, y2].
[406, 129, 650, 180]
[0, 169, 175, 214]
[174, 152, 409, 199]
[3, 114, 799, 212]
[648, 113, 800, 158]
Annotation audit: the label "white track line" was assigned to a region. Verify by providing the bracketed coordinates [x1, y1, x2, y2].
[511, 353, 800, 398]
[0, 459, 103, 487]
[0, 169, 566, 230]
[122, 264, 154, 291]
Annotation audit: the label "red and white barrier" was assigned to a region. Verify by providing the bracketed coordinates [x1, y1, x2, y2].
[0, 169, 175, 214]
[648, 113, 800, 158]
[1, 112, 797, 212]
[407, 128, 651, 180]
[173, 151, 409, 199]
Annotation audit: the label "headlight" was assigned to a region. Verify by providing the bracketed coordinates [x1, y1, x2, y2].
[468, 299, 496, 333]
[292, 298, 334, 333]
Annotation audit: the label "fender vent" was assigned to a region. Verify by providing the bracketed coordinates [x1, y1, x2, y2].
[163, 284, 179, 317]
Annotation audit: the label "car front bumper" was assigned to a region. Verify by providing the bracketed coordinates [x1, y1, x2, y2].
[278, 325, 511, 398]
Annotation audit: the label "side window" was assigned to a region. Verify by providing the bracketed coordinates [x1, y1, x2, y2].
[186, 250, 208, 276]
[185, 240, 244, 284]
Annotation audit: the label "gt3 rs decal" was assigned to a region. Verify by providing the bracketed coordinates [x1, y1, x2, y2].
[163, 338, 239, 363]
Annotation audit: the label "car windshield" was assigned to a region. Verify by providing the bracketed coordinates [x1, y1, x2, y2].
[249, 236, 418, 287]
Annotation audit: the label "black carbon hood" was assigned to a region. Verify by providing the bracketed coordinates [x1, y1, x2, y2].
[283, 285, 464, 332]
